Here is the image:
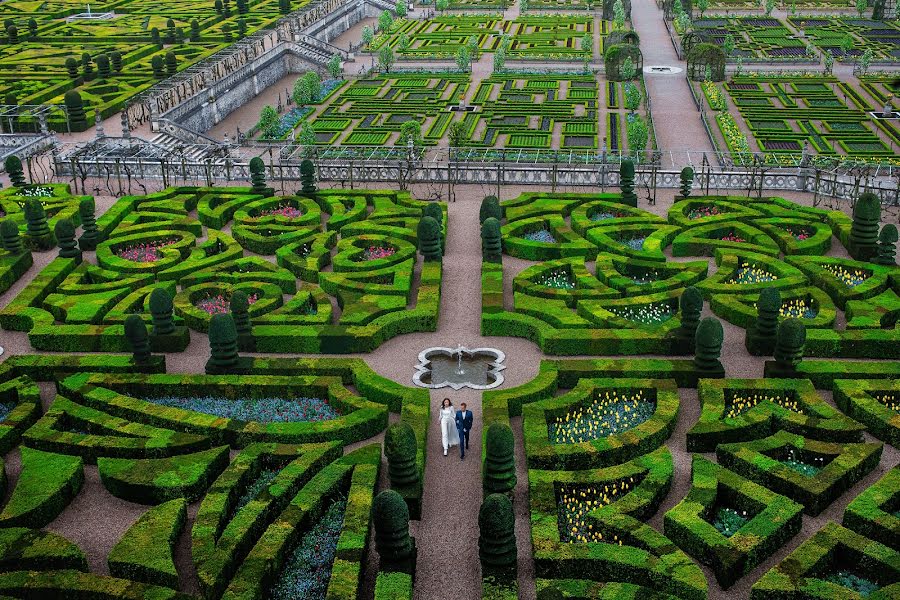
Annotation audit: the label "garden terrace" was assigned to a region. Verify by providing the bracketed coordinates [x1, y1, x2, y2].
[788, 17, 900, 61]
[692, 17, 815, 62]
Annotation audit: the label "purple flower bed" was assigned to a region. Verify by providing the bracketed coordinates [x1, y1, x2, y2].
[259, 203, 303, 219]
[361, 246, 396, 261]
[270, 498, 347, 600]
[195, 293, 259, 315]
[116, 239, 177, 262]
[140, 395, 339, 423]
[687, 205, 724, 219]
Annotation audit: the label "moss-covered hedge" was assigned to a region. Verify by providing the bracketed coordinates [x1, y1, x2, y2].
[107, 498, 187, 588]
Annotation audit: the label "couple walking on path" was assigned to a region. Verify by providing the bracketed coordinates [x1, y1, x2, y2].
[438, 398, 474, 459]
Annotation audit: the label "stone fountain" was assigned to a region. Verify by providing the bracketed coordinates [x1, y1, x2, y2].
[413, 345, 506, 390]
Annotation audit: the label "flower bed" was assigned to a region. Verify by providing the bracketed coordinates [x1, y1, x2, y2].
[608, 302, 676, 325]
[724, 390, 802, 419]
[195, 293, 259, 315]
[259, 204, 304, 219]
[536, 270, 576, 290]
[115, 239, 178, 263]
[590, 210, 628, 221]
[720, 233, 746, 243]
[710, 506, 750, 538]
[687, 205, 725, 220]
[619, 236, 646, 251]
[779, 297, 818, 319]
[361, 246, 397, 261]
[556, 478, 637, 543]
[726, 264, 777, 285]
[139, 395, 340, 423]
[524, 229, 558, 243]
[549, 390, 656, 444]
[823, 264, 869, 288]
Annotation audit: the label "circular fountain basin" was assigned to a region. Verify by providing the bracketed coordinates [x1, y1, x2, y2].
[413, 346, 506, 390]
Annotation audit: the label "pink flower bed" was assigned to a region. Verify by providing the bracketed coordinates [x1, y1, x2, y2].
[687, 206, 723, 219]
[116, 239, 177, 262]
[196, 293, 259, 315]
[362, 246, 396, 261]
[720, 233, 746, 243]
[259, 204, 303, 219]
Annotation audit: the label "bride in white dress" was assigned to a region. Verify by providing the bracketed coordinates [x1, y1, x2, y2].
[439, 398, 460, 456]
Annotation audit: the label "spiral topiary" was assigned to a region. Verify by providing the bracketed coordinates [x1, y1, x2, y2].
[78, 197, 102, 250]
[417, 216, 442, 261]
[372, 490, 415, 569]
[149, 288, 175, 336]
[849, 192, 881, 260]
[230, 290, 252, 335]
[0, 220, 23, 254]
[300, 159, 317, 194]
[483, 423, 516, 494]
[619, 158, 637, 206]
[481, 217, 502, 263]
[124, 314, 151, 363]
[384, 422, 419, 489]
[64, 91, 87, 130]
[207, 313, 239, 371]
[479, 195, 502, 224]
[747, 287, 780, 355]
[23, 197, 54, 250]
[693, 316, 724, 374]
[54, 218, 80, 258]
[422, 202, 442, 227]
[478, 493, 516, 568]
[249, 157, 267, 194]
[4, 155, 25, 187]
[675, 286, 703, 348]
[774, 318, 805, 371]
[679, 166, 694, 198]
[874, 224, 898, 266]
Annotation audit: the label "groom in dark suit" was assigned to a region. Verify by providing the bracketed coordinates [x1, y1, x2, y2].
[455, 403, 473, 459]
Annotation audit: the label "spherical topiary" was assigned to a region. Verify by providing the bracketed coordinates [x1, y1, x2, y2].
[422, 202, 442, 227]
[484, 423, 516, 494]
[124, 314, 151, 363]
[54, 218, 79, 258]
[875, 224, 898, 266]
[478, 493, 516, 568]
[208, 313, 239, 370]
[384, 422, 419, 488]
[693, 316, 724, 373]
[149, 287, 175, 335]
[230, 290, 252, 335]
[300, 159, 317, 194]
[23, 197, 54, 250]
[417, 216, 442, 261]
[371, 490, 414, 566]
[0, 220, 23, 254]
[4, 155, 25, 187]
[481, 217, 502, 263]
[676, 286, 703, 346]
[78, 197, 101, 250]
[249, 157, 267, 194]
[849, 192, 881, 260]
[619, 158, 637, 206]
[679, 166, 694, 198]
[479, 195, 502, 224]
[774, 318, 806, 370]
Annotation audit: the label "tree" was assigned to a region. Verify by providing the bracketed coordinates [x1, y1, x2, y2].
[693, 316, 724, 374]
[54, 219, 79, 258]
[328, 53, 342, 79]
[626, 115, 648, 160]
[300, 159, 317, 194]
[613, 0, 626, 29]
[723, 33, 735, 57]
[875, 224, 898, 266]
[856, 0, 867, 17]
[493, 46, 506, 72]
[362, 26, 374, 50]
[520, 0, 529, 11]
[372, 490, 415, 569]
[151, 55, 165, 78]
[849, 192, 881, 260]
[149, 288, 175, 336]
[384, 422, 419, 489]
[677, 12, 691, 33]
[448, 120, 467, 149]
[774, 318, 805, 371]
[78, 197, 101, 250]
[0, 220, 23, 254]
[765, 0, 775, 15]
[624, 81, 641, 112]
[124, 315, 151, 364]
[378, 44, 395, 72]
[379, 9, 394, 33]
[676, 286, 702, 347]
[436, 0, 448, 12]
[697, 0, 708, 16]
[64, 90, 87, 130]
[620, 56, 636, 81]
[479, 195, 501, 223]
[207, 313, 240, 372]
[580, 33, 592, 71]
[417, 216, 442, 261]
[456, 45, 471, 71]
[398, 33, 410, 52]
[859, 48, 874, 75]
[4, 155, 25, 187]
[299, 121, 316, 157]
[679, 166, 694, 197]
[303, 71, 321, 103]
[110, 51, 122, 73]
[840, 34, 854, 56]
[747, 287, 780, 355]
[249, 156, 268, 193]
[256, 105, 279, 139]
[396, 0, 408, 17]
[66, 57, 79, 81]
[399, 120, 423, 148]
[824, 52, 834, 75]
[484, 423, 516, 494]
[190, 19, 200, 41]
[481, 217, 502, 262]
[466, 35, 479, 61]
[619, 157, 637, 206]
[6, 25, 16, 44]
[479, 494, 516, 568]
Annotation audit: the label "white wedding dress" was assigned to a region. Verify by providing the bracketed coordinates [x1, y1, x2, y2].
[439, 406, 460, 452]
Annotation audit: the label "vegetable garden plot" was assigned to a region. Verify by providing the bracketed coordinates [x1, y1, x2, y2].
[693, 17, 815, 62]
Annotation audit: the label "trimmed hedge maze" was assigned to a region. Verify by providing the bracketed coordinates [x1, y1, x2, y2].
[790, 17, 900, 61]
[483, 192, 900, 358]
[0, 0, 303, 130]
[693, 17, 815, 62]
[0, 353, 429, 598]
[1, 186, 444, 353]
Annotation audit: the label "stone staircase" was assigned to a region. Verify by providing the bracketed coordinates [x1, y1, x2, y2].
[148, 132, 223, 163]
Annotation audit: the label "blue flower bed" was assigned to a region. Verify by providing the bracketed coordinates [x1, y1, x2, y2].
[270, 498, 347, 600]
[711, 506, 749, 538]
[273, 80, 343, 138]
[620, 236, 646, 251]
[234, 468, 280, 514]
[0, 402, 15, 422]
[140, 396, 339, 423]
[824, 571, 880, 597]
[524, 229, 557, 243]
[549, 390, 656, 444]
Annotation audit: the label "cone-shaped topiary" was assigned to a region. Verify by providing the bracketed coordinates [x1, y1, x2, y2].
[774, 317, 805, 371]
[693, 316, 724, 374]
[54, 218, 80, 258]
[230, 290, 252, 335]
[478, 493, 516, 568]
[149, 288, 175, 336]
[4, 155, 25, 187]
[372, 490, 415, 568]
[384, 422, 419, 488]
[849, 192, 881, 260]
[0, 220, 23, 254]
[64, 91, 87, 130]
[417, 216, 442, 261]
[300, 159, 317, 194]
[249, 157, 267, 194]
[874, 224, 898, 266]
[480, 195, 501, 224]
[124, 314, 151, 363]
[675, 286, 703, 348]
[208, 313, 239, 370]
[484, 423, 516, 494]
[78, 197, 101, 250]
[23, 197, 54, 250]
[482, 217, 502, 263]
[747, 287, 780, 355]
[679, 166, 694, 198]
[422, 202, 442, 226]
[619, 158, 637, 206]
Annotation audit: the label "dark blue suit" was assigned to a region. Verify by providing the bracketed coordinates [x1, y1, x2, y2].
[455, 409, 473, 458]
